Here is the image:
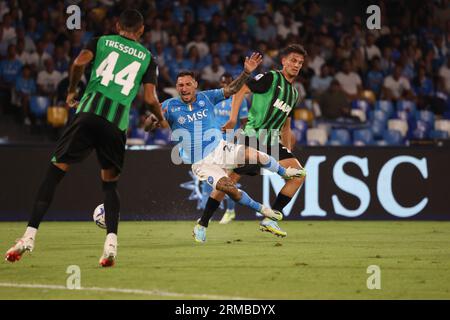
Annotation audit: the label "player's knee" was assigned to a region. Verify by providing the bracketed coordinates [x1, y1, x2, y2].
[287, 176, 305, 189]
[101, 168, 120, 182]
[216, 177, 240, 201]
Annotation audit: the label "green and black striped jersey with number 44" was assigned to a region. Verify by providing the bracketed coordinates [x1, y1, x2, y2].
[76, 34, 158, 131]
[244, 70, 299, 145]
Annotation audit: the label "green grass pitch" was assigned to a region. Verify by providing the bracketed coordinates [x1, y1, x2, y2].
[1, 221, 450, 299]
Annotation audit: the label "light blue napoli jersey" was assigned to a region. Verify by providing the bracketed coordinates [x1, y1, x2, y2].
[214, 97, 248, 139]
[163, 89, 226, 164]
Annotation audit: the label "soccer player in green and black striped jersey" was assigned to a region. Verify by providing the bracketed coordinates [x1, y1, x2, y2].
[5, 9, 164, 267]
[198, 45, 307, 236]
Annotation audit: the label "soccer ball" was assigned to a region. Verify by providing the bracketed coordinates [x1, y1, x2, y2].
[93, 204, 107, 229]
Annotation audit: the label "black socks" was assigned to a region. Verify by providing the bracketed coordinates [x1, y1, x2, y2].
[199, 197, 220, 227]
[272, 193, 292, 212]
[103, 181, 120, 235]
[28, 164, 66, 229]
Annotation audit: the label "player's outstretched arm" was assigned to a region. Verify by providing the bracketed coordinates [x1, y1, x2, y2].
[143, 83, 168, 131]
[222, 52, 262, 99]
[222, 85, 250, 132]
[66, 49, 94, 108]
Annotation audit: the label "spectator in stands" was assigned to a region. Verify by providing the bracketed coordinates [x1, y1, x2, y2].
[150, 17, 169, 46]
[27, 40, 51, 72]
[254, 14, 277, 45]
[183, 45, 203, 72]
[382, 64, 414, 101]
[207, 13, 224, 42]
[334, 59, 362, 100]
[438, 56, 450, 94]
[318, 79, 355, 121]
[186, 30, 210, 60]
[413, 66, 434, 109]
[53, 46, 70, 75]
[365, 57, 384, 97]
[380, 46, 395, 75]
[1, 13, 16, 43]
[201, 54, 225, 88]
[360, 33, 381, 62]
[307, 44, 325, 76]
[224, 50, 243, 79]
[37, 58, 62, 100]
[167, 45, 186, 83]
[15, 38, 29, 66]
[310, 63, 333, 98]
[172, 0, 195, 24]
[0, 44, 22, 113]
[256, 41, 274, 72]
[15, 65, 36, 125]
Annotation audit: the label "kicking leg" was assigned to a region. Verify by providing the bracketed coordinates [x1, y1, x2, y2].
[99, 168, 120, 267]
[244, 147, 306, 179]
[5, 162, 68, 262]
[219, 172, 240, 224]
[272, 157, 305, 212]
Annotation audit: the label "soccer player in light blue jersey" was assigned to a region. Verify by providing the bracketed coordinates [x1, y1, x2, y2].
[149, 53, 305, 242]
[200, 73, 249, 225]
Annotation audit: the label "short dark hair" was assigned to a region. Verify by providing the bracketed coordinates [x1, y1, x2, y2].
[177, 70, 196, 80]
[119, 9, 144, 32]
[280, 44, 307, 58]
[220, 72, 233, 81]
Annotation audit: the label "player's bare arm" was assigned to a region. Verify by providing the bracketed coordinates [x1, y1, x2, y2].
[66, 49, 94, 108]
[222, 52, 262, 99]
[280, 117, 293, 150]
[143, 83, 168, 130]
[222, 85, 251, 132]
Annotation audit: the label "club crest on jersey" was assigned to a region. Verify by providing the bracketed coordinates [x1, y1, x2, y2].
[198, 100, 206, 107]
[273, 98, 293, 114]
[207, 176, 214, 185]
[178, 116, 187, 125]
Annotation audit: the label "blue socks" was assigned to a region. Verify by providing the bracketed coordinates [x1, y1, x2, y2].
[262, 156, 286, 176]
[238, 190, 262, 212]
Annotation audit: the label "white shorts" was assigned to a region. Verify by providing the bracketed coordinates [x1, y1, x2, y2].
[191, 140, 244, 189]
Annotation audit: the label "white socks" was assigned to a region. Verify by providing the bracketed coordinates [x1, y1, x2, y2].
[106, 233, 117, 245]
[23, 227, 37, 239]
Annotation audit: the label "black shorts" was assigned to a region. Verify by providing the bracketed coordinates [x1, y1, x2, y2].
[52, 113, 127, 173]
[233, 135, 296, 176]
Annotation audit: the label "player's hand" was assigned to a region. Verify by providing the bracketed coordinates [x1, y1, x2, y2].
[144, 114, 160, 132]
[66, 92, 79, 108]
[222, 119, 237, 132]
[244, 52, 263, 74]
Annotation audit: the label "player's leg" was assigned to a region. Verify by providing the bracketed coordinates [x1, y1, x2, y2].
[201, 180, 213, 210]
[219, 172, 240, 224]
[5, 114, 93, 263]
[94, 117, 126, 267]
[243, 146, 306, 179]
[99, 168, 120, 267]
[272, 144, 306, 213]
[5, 162, 70, 262]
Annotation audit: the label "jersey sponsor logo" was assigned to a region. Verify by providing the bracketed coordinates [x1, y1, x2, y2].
[186, 109, 208, 122]
[273, 98, 293, 114]
[215, 109, 230, 117]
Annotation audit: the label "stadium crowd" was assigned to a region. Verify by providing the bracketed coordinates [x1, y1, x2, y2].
[0, 0, 450, 145]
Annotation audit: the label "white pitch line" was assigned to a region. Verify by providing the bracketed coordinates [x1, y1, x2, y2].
[0, 282, 255, 300]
